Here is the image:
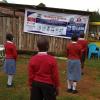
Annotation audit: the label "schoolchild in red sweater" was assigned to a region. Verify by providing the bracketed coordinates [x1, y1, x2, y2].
[77, 33, 88, 75]
[3, 33, 17, 87]
[28, 37, 60, 100]
[66, 34, 82, 93]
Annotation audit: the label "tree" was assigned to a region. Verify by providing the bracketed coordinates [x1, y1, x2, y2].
[1, 0, 8, 3]
[90, 11, 100, 22]
[37, 3, 46, 7]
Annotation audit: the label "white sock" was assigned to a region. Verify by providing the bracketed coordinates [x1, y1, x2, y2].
[7, 75, 13, 85]
[72, 82, 77, 90]
[67, 80, 72, 89]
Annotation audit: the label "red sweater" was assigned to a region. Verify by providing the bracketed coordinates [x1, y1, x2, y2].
[4, 41, 17, 60]
[67, 42, 82, 60]
[28, 53, 60, 89]
[77, 38, 88, 55]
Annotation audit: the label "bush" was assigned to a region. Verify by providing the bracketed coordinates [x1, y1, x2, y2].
[17, 50, 66, 57]
[17, 50, 38, 55]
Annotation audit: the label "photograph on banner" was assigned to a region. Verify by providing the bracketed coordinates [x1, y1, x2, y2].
[24, 9, 89, 38]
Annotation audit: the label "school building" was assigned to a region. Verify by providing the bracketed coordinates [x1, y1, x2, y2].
[0, 2, 94, 55]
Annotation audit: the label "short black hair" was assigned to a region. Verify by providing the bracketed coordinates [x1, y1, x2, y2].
[80, 33, 84, 38]
[37, 37, 49, 52]
[6, 33, 13, 41]
[71, 33, 78, 41]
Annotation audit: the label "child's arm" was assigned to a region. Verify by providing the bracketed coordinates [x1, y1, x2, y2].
[28, 58, 35, 89]
[12, 44, 17, 60]
[51, 58, 60, 96]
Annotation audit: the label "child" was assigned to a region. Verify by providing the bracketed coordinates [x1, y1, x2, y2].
[3, 33, 17, 87]
[66, 34, 82, 93]
[77, 33, 88, 75]
[28, 37, 60, 100]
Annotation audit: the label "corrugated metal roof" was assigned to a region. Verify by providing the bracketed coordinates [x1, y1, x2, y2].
[0, 2, 93, 15]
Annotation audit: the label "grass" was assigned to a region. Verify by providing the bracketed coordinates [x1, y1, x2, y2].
[57, 96, 87, 100]
[85, 58, 100, 69]
[90, 87, 100, 99]
[0, 55, 100, 100]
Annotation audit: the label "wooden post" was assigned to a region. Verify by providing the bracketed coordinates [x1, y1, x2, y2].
[18, 17, 22, 49]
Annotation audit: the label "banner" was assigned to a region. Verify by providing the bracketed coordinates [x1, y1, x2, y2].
[24, 9, 89, 38]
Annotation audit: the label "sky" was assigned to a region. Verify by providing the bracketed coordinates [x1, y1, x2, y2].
[1, 0, 100, 12]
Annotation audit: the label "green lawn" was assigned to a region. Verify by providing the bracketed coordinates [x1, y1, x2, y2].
[0, 55, 100, 100]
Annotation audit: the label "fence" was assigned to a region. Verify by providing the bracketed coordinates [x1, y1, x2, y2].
[0, 16, 69, 55]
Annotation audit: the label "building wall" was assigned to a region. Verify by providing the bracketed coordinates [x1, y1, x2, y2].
[90, 22, 100, 33]
[0, 3, 91, 55]
[0, 16, 68, 55]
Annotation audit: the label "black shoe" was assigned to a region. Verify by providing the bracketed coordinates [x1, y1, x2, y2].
[81, 72, 84, 75]
[67, 89, 72, 93]
[7, 84, 13, 88]
[72, 90, 78, 94]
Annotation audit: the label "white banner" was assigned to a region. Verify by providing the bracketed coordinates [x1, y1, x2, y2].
[24, 9, 89, 38]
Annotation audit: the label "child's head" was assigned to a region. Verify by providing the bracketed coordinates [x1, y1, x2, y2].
[6, 33, 13, 41]
[71, 33, 78, 41]
[80, 33, 85, 38]
[37, 36, 49, 52]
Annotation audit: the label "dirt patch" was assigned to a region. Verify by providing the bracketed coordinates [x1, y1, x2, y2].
[58, 63, 100, 99]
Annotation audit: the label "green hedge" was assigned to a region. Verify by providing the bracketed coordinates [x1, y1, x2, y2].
[17, 50, 66, 57]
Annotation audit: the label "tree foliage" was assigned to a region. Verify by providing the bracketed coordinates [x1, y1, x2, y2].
[0, 0, 8, 3]
[37, 3, 46, 7]
[90, 11, 100, 22]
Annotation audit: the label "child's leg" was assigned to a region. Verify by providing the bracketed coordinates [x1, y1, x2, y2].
[41, 83, 56, 100]
[67, 80, 72, 89]
[81, 62, 84, 74]
[81, 53, 85, 75]
[72, 81, 77, 90]
[30, 87, 43, 100]
[31, 82, 43, 100]
[7, 74, 13, 86]
[72, 81, 78, 93]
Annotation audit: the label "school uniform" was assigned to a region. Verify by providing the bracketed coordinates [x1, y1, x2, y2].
[28, 52, 59, 100]
[77, 38, 88, 62]
[66, 42, 82, 81]
[4, 41, 17, 75]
